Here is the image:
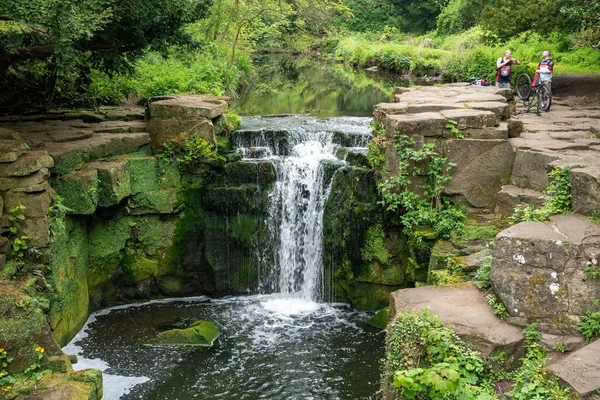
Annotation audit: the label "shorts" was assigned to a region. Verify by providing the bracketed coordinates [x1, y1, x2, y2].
[496, 82, 511, 89]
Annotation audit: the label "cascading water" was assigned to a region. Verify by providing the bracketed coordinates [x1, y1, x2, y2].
[233, 116, 372, 303]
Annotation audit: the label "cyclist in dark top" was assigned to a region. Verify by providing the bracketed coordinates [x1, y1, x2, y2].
[496, 50, 521, 88]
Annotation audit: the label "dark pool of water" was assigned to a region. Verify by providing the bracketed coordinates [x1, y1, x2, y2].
[65, 295, 385, 400]
[235, 55, 403, 118]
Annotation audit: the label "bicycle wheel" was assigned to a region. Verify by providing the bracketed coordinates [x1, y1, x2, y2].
[515, 73, 532, 100]
[538, 83, 552, 111]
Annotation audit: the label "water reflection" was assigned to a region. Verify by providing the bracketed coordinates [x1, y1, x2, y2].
[236, 55, 402, 117]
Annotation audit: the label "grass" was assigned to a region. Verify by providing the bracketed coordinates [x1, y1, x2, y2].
[333, 27, 600, 80]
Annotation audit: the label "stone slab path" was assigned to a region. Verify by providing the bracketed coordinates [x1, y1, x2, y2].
[548, 338, 600, 398]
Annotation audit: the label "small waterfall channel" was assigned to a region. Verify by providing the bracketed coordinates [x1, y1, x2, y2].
[233, 116, 372, 303]
[64, 116, 383, 400]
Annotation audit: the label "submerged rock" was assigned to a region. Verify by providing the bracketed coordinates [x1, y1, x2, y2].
[368, 307, 389, 330]
[147, 320, 220, 347]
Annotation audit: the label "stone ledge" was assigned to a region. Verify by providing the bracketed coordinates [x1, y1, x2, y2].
[389, 283, 525, 370]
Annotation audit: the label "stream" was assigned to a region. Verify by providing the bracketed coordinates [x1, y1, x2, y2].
[64, 56, 396, 400]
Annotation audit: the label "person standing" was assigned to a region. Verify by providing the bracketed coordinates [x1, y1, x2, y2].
[495, 50, 521, 88]
[535, 50, 554, 110]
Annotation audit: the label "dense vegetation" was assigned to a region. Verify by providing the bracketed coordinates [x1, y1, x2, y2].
[0, 0, 598, 112]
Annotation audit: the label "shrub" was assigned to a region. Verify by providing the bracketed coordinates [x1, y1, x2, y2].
[579, 301, 600, 342]
[383, 309, 495, 399]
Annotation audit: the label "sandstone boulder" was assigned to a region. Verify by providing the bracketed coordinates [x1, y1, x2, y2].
[491, 215, 600, 333]
[0, 151, 54, 177]
[570, 167, 600, 216]
[389, 284, 525, 370]
[0, 139, 29, 163]
[386, 112, 447, 138]
[51, 168, 99, 215]
[548, 338, 600, 398]
[443, 139, 515, 210]
[494, 185, 545, 217]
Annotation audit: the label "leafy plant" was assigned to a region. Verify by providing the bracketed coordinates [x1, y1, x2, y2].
[486, 293, 508, 321]
[552, 342, 566, 353]
[47, 196, 73, 242]
[589, 210, 600, 222]
[578, 300, 600, 342]
[377, 134, 465, 246]
[475, 256, 492, 290]
[177, 134, 225, 167]
[367, 120, 387, 169]
[7, 206, 28, 260]
[445, 119, 464, 139]
[510, 167, 572, 223]
[0, 348, 14, 390]
[507, 324, 572, 400]
[384, 309, 495, 399]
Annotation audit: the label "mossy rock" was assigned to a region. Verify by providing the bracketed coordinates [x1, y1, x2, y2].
[126, 188, 182, 215]
[122, 155, 160, 194]
[147, 320, 220, 347]
[50, 168, 98, 215]
[368, 307, 389, 329]
[7, 369, 103, 400]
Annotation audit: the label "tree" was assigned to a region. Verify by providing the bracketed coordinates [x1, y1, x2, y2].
[387, 0, 445, 34]
[0, 0, 212, 111]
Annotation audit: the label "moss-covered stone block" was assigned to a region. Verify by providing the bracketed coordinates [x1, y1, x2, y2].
[368, 307, 389, 329]
[91, 161, 131, 207]
[126, 188, 181, 215]
[8, 369, 103, 400]
[203, 184, 269, 214]
[47, 217, 90, 346]
[123, 155, 159, 194]
[224, 161, 276, 186]
[87, 217, 132, 289]
[51, 168, 98, 215]
[2, 189, 51, 218]
[147, 320, 220, 347]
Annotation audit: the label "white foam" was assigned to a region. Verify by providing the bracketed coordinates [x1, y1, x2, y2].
[261, 297, 320, 316]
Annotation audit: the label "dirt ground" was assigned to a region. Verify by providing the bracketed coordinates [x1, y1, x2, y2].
[552, 75, 600, 106]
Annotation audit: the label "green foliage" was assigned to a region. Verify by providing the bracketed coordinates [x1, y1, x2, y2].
[486, 293, 508, 321]
[436, 0, 491, 35]
[475, 256, 492, 290]
[177, 134, 225, 167]
[377, 134, 465, 246]
[384, 309, 495, 399]
[361, 223, 391, 265]
[0, 347, 14, 389]
[552, 342, 566, 353]
[7, 205, 28, 260]
[507, 324, 572, 400]
[578, 300, 600, 342]
[457, 225, 500, 241]
[47, 196, 73, 242]
[214, 109, 241, 135]
[0, 0, 213, 111]
[585, 265, 600, 280]
[445, 119, 464, 139]
[589, 210, 600, 222]
[341, 0, 400, 33]
[510, 167, 572, 223]
[367, 121, 386, 169]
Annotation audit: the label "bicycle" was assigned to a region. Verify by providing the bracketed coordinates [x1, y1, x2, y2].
[515, 73, 552, 115]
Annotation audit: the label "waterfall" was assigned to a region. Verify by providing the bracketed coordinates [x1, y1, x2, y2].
[232, 116, 371, 302]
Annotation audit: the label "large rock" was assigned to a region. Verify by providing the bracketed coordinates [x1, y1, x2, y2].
[0, 168, 50, 192]
[491, 215, 600, 333]
[2, 189, 51, 218]
[149, 97, 228, 120]
[548, 338, 600, 398]
[51, 168, 99, 215]
[494, 185, 545, 217]
[0, 139, 29, 163]
[0, 151, 54, 177]
[386, 112, 447, 138]
[440, 109, 498, 129]
[570, 167, 600, 216]
[510, 149, 559, 191]
[90, 161, 131, 207]
[443, 139, 515, 210]
[147, 320, 220, 347]
[146, 118, 215, 149]
[389, 283, 525, 369]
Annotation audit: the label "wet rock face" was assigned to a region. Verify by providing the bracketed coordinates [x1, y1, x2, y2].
[147, 320, 220, 347]
[146, 95, 229, 149]
[491, 215, 600, 333]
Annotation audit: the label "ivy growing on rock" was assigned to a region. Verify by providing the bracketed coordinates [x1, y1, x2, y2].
[383, 309, 495, 399]
[377, 133, 465, 247]
[510, 167, 572, 223]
